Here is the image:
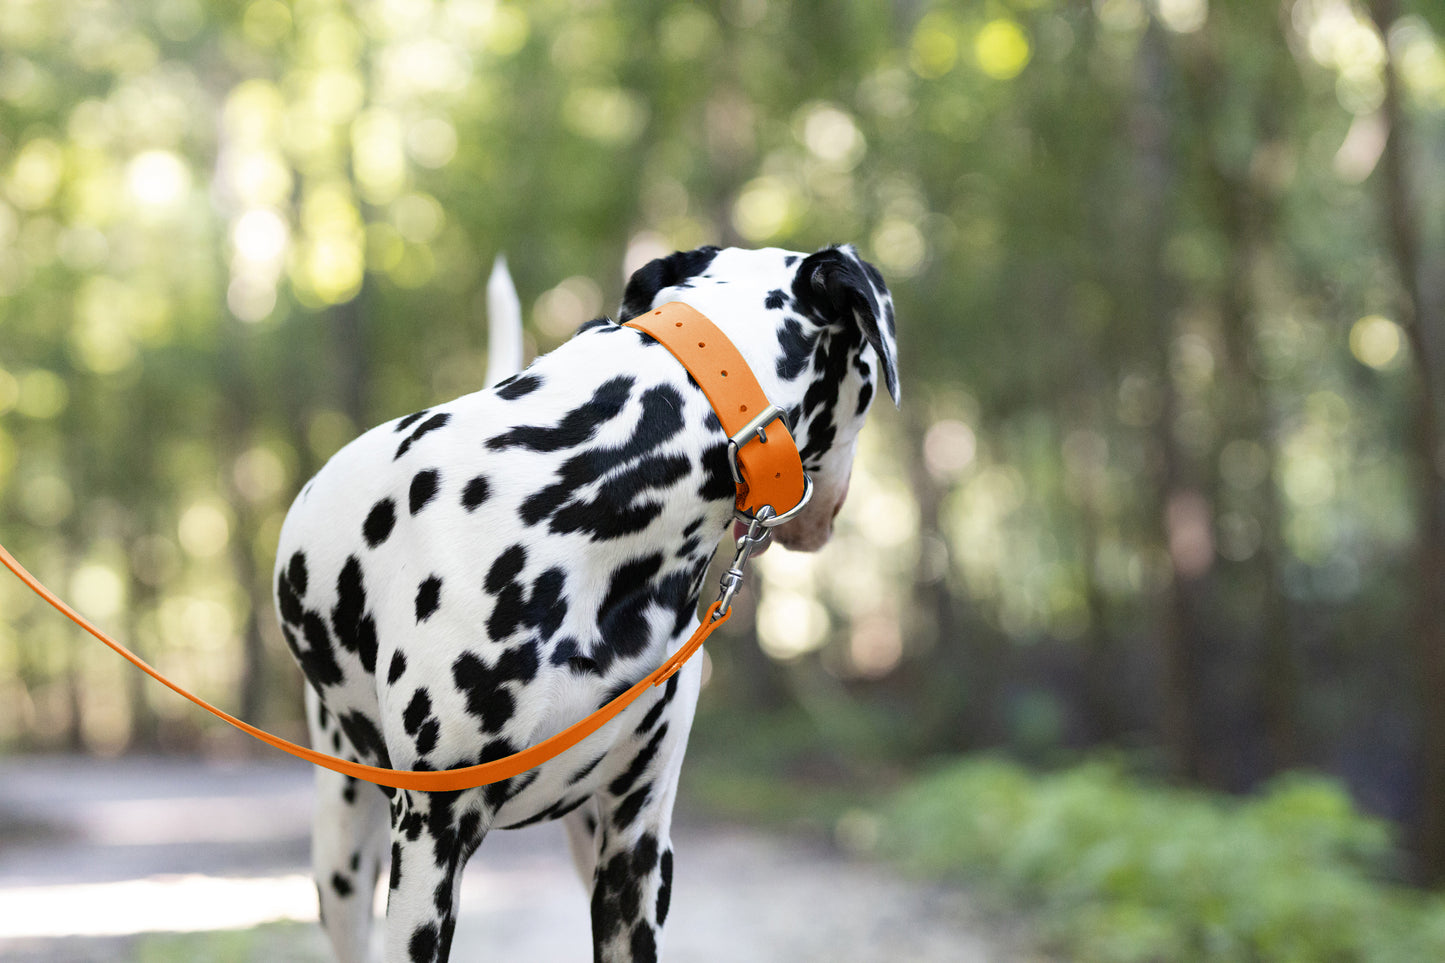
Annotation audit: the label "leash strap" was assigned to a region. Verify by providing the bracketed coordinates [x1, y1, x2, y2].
[0, 540, 729, 792]
[0, 301, 805, 792]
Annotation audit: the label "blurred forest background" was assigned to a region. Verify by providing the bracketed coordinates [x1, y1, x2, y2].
[4, 0, 1445, 951]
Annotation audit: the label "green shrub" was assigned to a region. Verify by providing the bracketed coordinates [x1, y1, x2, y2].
[886, 757, 1445, 962]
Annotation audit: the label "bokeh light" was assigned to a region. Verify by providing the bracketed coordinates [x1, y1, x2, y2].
[126, 150, 191, 209]
[1350, 314, 1403, 370]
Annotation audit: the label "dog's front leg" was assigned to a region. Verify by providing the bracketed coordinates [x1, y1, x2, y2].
[588, 698, 692, 963]
[384, 789, 482, 963]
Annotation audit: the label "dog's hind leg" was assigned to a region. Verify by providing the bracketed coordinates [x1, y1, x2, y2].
[308, 688, 390, 963]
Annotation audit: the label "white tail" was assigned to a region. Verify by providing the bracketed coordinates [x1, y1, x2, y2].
[484, 254, 524, 387]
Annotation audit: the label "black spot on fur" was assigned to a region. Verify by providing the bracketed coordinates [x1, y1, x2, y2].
[856, 380, 874, 416]
[414, 720, 438, 755]
[452, 647, 538, 732]
[636, 676, 678, 734]
[395, 411, 451, 460]
[408, 922, 438, 963]
[765, 288, 787, 310]
[388, 651, 407, 684]
[775, 317, 817, 380]
[409, 469, 439, 515]
[527, 568, 567, 640]
[495, 373, 542, 400]
[610, 724, 669, 797]
[632, 832, 660, 875]
[591, 850, 638, 941]
[289, 612, 344, 688]
[549, 636, 579, 664]
[613, 783, 651, 830]
[338, 710, 391, 768]
[332, 556, 378, 673]
[330, 871, 353, 898]
[432, 874, 454, 916]
[485, 545, 527, 595]
[403, 688, 431, 734]
[657, 849, 673, 925]
[485, 547, 528, 639]
[597, 553, 664, 664]
[498, 793, 590, 829]
[487, 376, 633, 453]
[276, 568, 304, 626]
[395, 410, 428, 433]
[569, 754, 606, 785]
[491, 769, 538, 812]
[415, 575, 442, 622]
[287, 551, 308, 597]
[461, 474, 490, 511]
[698, 441, 734, 502]
[631, 922, 659, 963]
[363, 499, 396, 547]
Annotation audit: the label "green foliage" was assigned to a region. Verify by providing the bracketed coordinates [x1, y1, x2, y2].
[886, 758, 1445, 962]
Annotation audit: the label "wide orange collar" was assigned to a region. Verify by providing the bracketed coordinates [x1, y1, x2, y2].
[625, 302, 811, 522]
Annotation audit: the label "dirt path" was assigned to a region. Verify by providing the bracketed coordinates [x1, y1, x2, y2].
[0, 756, 1036, 962]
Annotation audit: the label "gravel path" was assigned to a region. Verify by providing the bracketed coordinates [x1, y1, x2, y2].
[0, 756, 1036, 962]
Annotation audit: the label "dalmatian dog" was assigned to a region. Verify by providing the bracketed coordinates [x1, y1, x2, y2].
[272, 243, 899, 963]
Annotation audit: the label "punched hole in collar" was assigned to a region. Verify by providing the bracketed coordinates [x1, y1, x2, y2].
[698, 341, 706, 348]
[721, 369, 728, 377]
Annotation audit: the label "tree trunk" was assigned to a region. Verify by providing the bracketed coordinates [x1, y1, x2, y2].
[1370, 0, 1445, 883]
[1131, 21, 1210, 782]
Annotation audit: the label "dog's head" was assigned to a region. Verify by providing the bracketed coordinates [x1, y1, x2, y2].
[620, 244, 899, 552]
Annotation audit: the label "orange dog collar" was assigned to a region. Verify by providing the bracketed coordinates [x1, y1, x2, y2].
[625, 302, 811, 522]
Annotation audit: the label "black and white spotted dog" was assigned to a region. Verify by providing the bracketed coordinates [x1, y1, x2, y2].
[272, 244, 899, 963]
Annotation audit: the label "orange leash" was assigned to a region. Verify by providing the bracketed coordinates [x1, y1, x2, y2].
[0, 302, 807, 792]
[0, 539, 726, 791]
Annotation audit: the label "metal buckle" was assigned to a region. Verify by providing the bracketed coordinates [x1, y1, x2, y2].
[726, 404, 790, 485]
[725, 404, 813, 528]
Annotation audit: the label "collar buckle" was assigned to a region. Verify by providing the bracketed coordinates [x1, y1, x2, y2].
[726, 404, 813, 526]
[726, 404, 790, 485]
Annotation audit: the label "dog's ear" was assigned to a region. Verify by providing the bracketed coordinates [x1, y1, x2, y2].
[793, 245, 900, 405]
[619, 246, 722, 321]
